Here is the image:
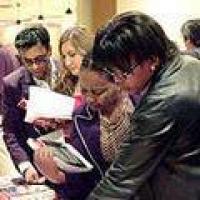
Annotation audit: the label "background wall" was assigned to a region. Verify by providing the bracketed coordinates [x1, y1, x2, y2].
[0, 0, 77, 58]
[117, 0, 200, 49]
[1, 0, 200, 56]
[92, 0, 116, 32]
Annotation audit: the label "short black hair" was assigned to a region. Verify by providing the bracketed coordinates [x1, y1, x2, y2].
[15, 24, 50, 51]
[92, 11, 178, 74]
[81, 51, 115, 82]
[181, 19, 200, 47]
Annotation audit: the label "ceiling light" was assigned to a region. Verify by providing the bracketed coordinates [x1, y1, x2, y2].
[65, 8, 72, 14]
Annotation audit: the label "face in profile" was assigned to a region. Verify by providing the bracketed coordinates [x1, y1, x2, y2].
[116, 59, 159, 95]
[21, 42, 51, 80]
[80, 68, 121, 116]
[61, 40, 83, 76]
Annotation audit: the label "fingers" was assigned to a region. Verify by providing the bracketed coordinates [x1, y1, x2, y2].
[33, 118, 60, 130]
[34, 147, 53, 166]
[17, 98, 28, 110]
[33, 147, 64, 184]
[24, 167, 40, 184]
[37, 176, 46, 184]
[33, 119, 52, 130]
[34, 147, 53, 174]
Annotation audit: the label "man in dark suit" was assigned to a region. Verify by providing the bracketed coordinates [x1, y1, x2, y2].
[0, 45, 20, 114]
[0, 45, 21, 176]
[2, 25, 59, 184]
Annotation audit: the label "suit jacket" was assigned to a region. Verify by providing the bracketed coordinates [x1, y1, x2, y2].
[87, 54, 200, 200]
[2, 67, 39, 166]
[0, 47, 20, 113]
[2, 61, 60, 167]
[57, 105, 109, 200]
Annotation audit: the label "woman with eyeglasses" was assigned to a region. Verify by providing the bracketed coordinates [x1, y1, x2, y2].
[34, 52, 135, 200]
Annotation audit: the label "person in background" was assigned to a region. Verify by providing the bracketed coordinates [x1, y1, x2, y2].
[54, 26, 94, 107]
[82, 11, 200, 200]
[181, 19, 200, 59]
[0, 44, 20, 176]
[34, 52, 135, 200]
[2, 24, 60, 183]
[0, 44, 21, 114]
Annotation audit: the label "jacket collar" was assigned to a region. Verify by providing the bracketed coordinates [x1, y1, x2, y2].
[151, 53, 182, 86]
[19, 67, 36, 98]
[73, 104, 99, 121]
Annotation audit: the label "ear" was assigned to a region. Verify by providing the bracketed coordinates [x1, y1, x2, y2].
[113, 69, 126, 85]
[148, 56, 160, 72]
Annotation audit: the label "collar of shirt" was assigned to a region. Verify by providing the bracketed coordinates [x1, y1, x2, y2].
[33, 76, 50, 89]
[32, 57, 58, 89]
[130, 82, 151, 106]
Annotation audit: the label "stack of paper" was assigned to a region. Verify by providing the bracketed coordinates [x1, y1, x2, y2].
[25, 86, 75, 123]
[0, 175, 55, 200]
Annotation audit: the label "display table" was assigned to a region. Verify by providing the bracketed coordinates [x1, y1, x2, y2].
[0, 175, 56, 200]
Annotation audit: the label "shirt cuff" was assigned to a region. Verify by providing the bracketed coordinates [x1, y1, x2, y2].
[18, 161, 33, 174]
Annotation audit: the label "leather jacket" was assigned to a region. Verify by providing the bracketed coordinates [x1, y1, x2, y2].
[87, 54, 200, 200]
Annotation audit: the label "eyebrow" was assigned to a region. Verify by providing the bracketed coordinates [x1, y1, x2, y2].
[81, 85, 109, 91]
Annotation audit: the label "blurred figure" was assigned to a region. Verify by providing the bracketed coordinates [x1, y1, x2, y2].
[83, 11, 200, 200]
[0, 44, 20, 176]
[181, 19, 200, 59]
[55, 26, 94, 100]
[34, 53, 134, 200]
[0, 44, 20, 114]
[2, 24, 59, 184]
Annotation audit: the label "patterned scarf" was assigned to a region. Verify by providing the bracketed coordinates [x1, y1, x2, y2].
[100, 95, 134, 162]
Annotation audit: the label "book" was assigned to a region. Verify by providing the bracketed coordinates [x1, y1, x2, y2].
[27, 131, 93, 173]
[25, 86, 75, 123]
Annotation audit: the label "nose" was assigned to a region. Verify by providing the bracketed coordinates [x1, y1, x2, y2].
[65, 56, 72, 67]
[32, 62, 40, 70]
[86, 94, 97, 105]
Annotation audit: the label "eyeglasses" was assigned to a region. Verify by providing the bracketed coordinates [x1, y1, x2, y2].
[22, 55, 49, 67]
[102, 61, 139, 80]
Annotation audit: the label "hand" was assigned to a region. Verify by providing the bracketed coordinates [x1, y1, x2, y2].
[33, 118, 56, 130]
[33, 118, 69, 130]
[24, 166, 45, 184]
[17, 98, 28, 110]
[34, 146, 65, 184]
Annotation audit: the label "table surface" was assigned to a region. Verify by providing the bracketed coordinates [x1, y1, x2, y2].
[0, 175, 56, 200]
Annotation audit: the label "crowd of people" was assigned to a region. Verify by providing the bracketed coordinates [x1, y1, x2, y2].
[0, 10, 200, 200]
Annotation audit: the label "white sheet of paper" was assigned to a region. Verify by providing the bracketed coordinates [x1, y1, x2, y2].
[25, 86, 75, 123]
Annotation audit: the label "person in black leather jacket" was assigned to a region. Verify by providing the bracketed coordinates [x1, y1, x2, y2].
[85, 11, 200, 200]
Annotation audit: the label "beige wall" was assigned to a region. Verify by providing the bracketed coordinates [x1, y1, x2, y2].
[77, 0, 92, 29]
[0, 0, 78, 57]
[117, 0, 200, 49]
[92, 0, 116, 32]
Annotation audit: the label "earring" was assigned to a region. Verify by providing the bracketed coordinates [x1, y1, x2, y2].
[150, 65, 156, 71]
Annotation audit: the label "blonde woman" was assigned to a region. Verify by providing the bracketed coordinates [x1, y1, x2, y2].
[34, 53, 135, 200]
[55, 26, 94, 101]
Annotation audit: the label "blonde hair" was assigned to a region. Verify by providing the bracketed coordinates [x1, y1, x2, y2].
[59, 25, 94, 57]
[55, 26, 94, 96]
